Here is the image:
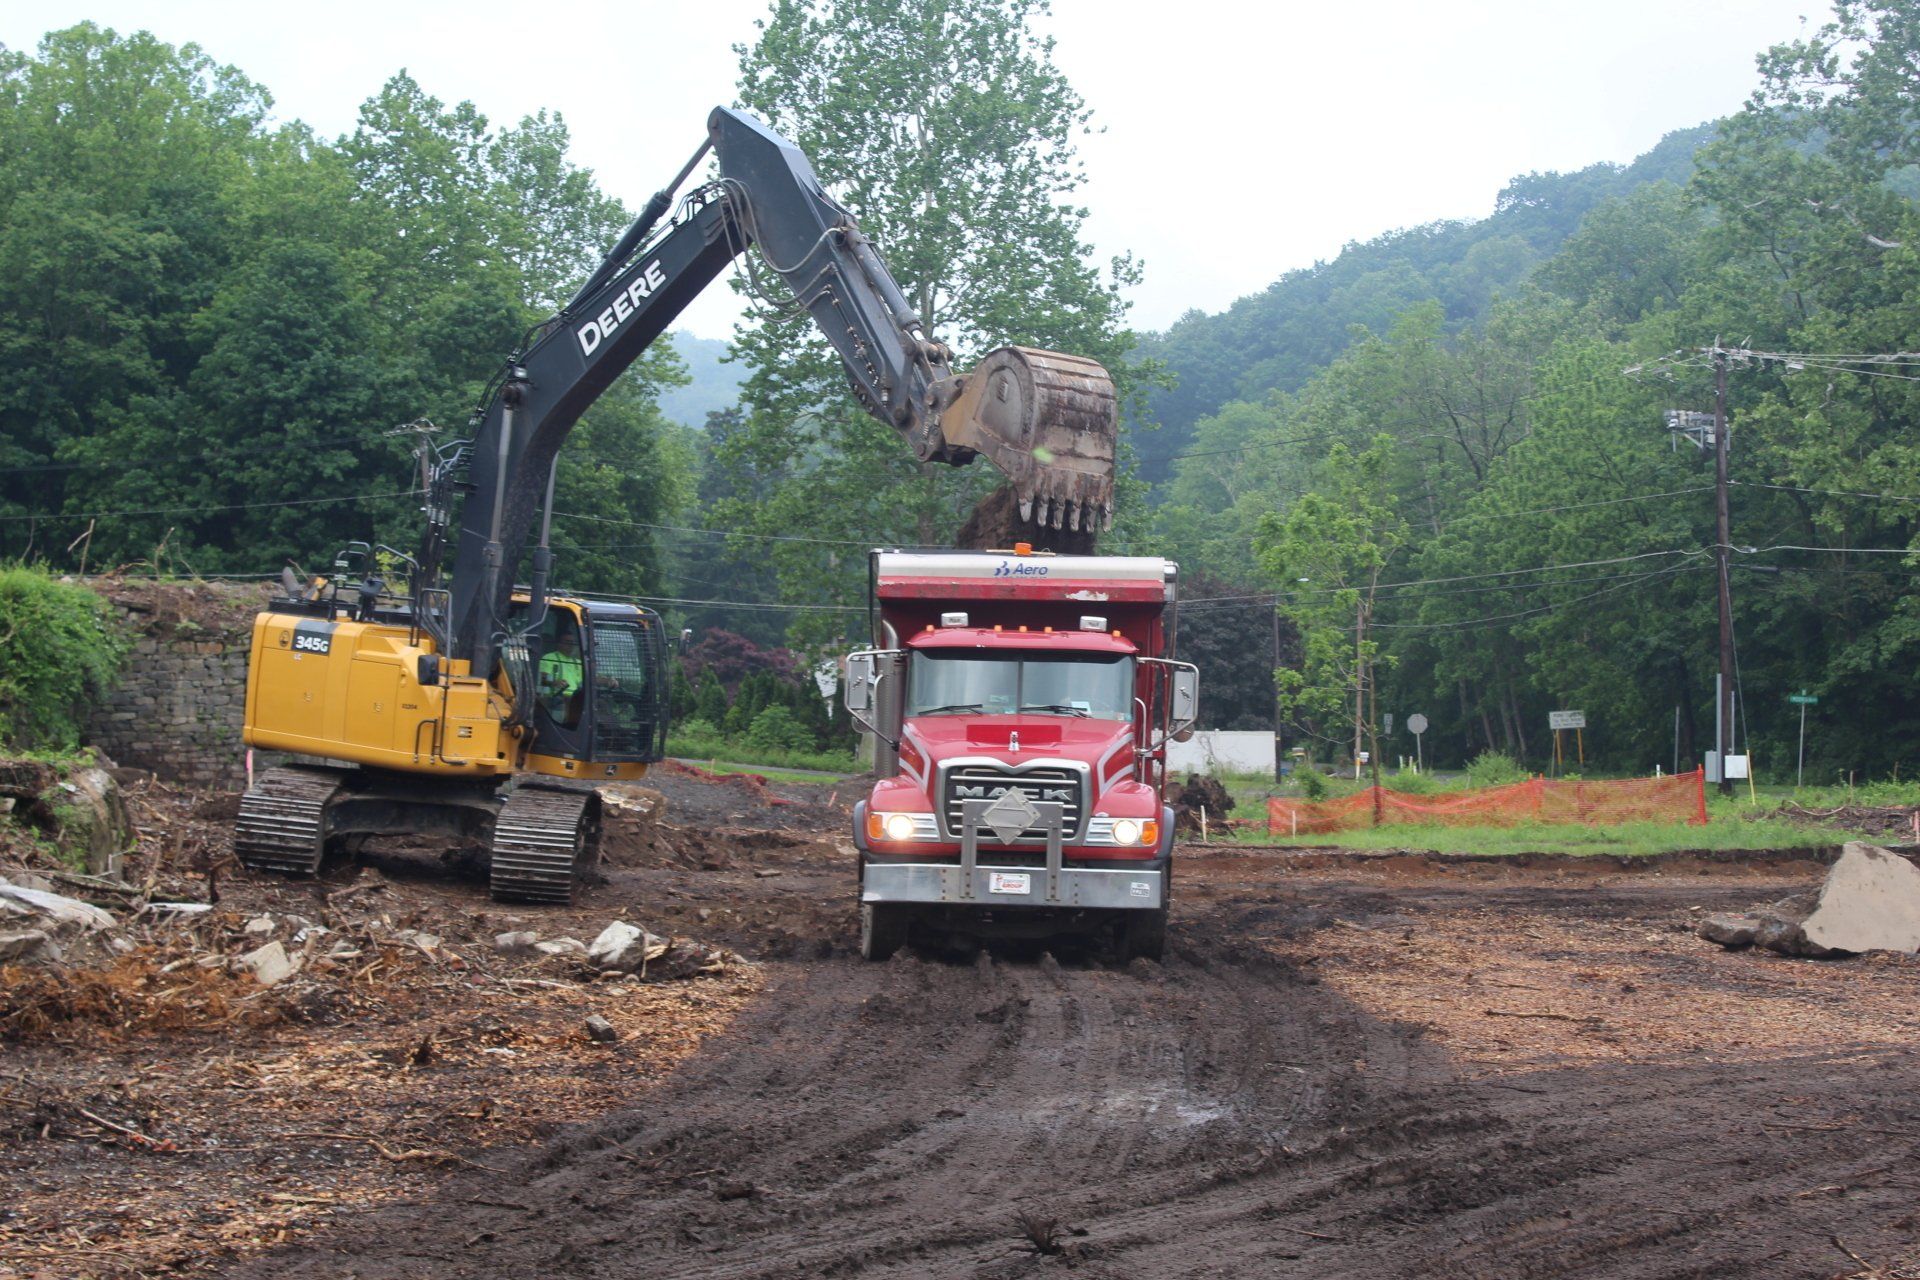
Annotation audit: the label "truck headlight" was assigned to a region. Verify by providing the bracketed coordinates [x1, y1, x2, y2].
[1099, 817, 1159, 847]
[865, 810, 937, 843]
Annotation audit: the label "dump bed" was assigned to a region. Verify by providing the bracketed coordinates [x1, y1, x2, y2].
[872, 551, 1176, 657]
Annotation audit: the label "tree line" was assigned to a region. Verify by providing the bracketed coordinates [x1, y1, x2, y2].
[9, 3, 1920, 782]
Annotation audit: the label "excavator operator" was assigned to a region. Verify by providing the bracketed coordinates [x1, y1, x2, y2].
[539, 623, 585, 728]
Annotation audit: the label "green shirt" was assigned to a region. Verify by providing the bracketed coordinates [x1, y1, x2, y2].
[540, 650, 583, 697]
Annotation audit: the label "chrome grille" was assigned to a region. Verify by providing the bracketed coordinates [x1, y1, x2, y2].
[942, 765, 1085, 842]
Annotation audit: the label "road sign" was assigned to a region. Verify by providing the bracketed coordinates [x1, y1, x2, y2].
[1406, 713, 1428, 773]
[1548, 710, 1586, 730]
[1792, 693, 1817, 786]
[1384, 712, 1394, 735]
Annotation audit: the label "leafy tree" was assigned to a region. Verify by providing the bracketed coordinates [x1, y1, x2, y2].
[1254, 436, 1406, 766]
[719, 0, 1146, 645]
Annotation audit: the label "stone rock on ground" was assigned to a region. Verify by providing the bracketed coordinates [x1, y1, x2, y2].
[1698, 913, 1762, 948]
[0, 760, 135, 875]
[239, 940, 299, 986]
[55, 766, 136, 874]
[584, 1014, 618, 1043]
[0, 929, 58, 964]
[1801, 841, 1920, 954]
[1697, 843, 1920, 957]
[588, 920, 669, 972]
[0, 880, 117, 932]
[494, 930, 539, 956]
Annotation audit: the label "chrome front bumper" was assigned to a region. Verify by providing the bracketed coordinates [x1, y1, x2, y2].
[862, 860, 1164, 909]
[859, 797, 1168, 910]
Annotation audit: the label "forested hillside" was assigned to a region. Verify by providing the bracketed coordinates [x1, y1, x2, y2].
[1131, 126, 1708, 483]
[7, 4, 1920, 780]
[1151, 2, 1920, 778]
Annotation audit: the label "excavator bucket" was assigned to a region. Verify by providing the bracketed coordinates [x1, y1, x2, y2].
[940, 347, 1118, 533]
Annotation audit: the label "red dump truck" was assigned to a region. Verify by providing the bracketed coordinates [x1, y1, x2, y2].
[843, 548, 1198, 960]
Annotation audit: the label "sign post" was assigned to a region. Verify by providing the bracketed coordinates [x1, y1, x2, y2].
[1788, 692, 1818, 788]
[1407, 713, 1428, 773]
[1548, 711, 1586, 776]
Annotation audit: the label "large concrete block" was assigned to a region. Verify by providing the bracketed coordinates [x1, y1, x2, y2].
[1801, 842, 1920, 955]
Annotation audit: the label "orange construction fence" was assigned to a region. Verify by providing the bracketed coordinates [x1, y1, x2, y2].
[1267, 767, 1708, 836]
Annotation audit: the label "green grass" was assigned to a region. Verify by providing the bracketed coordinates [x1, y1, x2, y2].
[1230, 816, 1847, 858]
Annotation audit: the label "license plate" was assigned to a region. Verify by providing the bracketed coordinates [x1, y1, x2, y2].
[988, 872, 1031, 895]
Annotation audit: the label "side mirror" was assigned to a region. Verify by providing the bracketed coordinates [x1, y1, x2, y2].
[844, 653, 876, 713]
[1171, 667, 1199, 731]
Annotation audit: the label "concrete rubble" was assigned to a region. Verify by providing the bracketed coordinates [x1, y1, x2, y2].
[0, 876, 121, 966]
[588, 920, 670, 972]
[1698, 841, 1920, 958]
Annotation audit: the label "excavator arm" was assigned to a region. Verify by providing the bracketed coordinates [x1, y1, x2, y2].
[437, 107, 1118, 680]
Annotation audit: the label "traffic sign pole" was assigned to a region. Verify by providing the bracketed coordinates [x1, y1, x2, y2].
[1787, 692, 1817, 789]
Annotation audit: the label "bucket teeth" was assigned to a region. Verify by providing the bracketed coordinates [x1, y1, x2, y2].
[938, 345, 1117, 533]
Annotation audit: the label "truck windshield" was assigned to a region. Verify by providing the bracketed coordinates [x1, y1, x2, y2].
[907, 651, 1134, 721]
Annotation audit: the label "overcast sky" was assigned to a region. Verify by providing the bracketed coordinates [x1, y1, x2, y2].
[2, 0, 1827, 341]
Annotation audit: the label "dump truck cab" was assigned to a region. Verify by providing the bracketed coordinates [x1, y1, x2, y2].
[845, 549, 1197, 959]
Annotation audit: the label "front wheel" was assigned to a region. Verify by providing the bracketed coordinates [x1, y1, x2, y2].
[859, 902, 910, 961]
[1121, 906, 1168, 962]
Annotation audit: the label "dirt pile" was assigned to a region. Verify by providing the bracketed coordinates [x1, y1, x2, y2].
[1169, 773, 1234, 834]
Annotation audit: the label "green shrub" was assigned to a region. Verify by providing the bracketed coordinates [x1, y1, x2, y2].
[0, 567, 126, 750]
[745, 704, 812, 753]
[1296, 767, 1330, 801]
[1465, 750, 1528, 788]
[1384, 766, 1442, 794]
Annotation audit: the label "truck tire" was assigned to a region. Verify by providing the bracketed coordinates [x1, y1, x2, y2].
[860, 902, 909, 961]
[1121, 906, 1168, 962]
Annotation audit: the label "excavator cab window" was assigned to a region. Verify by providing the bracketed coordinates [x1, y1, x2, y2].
[537, 611, 587, 730]
[585, 615, 667, 760]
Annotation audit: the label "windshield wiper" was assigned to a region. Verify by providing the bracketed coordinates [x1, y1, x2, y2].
[915, 703, 983, 716]
[1019, 703, 1090, 717]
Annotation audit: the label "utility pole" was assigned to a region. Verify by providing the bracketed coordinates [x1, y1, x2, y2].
[1353, 598, 1366, 781]
[1712, 345, 1735, 796]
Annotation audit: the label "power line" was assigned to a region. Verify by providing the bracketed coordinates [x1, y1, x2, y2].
[0, 489, 415, 523]
[1368, 563, 1707, 632]
[1180, 547, 1711, 608]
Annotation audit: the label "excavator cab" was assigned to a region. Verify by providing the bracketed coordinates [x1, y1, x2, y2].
[512, 597, 671, 778]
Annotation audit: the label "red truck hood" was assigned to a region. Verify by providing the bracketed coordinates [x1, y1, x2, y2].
[904, 714, 1130, 768]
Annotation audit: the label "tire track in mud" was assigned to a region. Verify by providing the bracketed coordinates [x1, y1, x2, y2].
[226, 872, 1920, 1280]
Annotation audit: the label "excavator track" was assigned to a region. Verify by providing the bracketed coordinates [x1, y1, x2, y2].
[488, 783, 601, 904]
[234, 765, 347, 877]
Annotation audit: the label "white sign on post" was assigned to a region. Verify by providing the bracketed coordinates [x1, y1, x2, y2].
[1406, 713, 1428, 773]
[1548, 710, 1586, 730]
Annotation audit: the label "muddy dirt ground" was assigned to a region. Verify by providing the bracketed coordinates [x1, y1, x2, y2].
[6, 769, 1920, 1279]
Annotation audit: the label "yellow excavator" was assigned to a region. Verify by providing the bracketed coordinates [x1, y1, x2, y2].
[236, 107, 1119, 903]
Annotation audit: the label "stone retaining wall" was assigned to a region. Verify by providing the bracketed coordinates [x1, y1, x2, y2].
[83, 581, 268, 790]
